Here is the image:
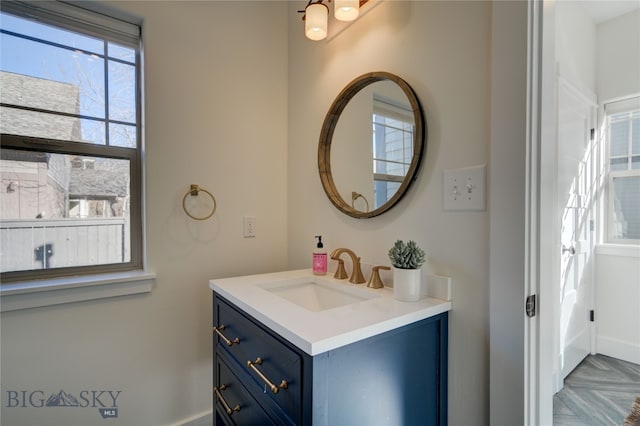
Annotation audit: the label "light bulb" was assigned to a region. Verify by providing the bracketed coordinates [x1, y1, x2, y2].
[334, 0, 359, 21]
[305, 2, 328, 41]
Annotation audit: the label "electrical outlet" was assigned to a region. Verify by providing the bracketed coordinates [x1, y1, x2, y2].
[443, 165, 486, 211]
[243, 216, 256, 238]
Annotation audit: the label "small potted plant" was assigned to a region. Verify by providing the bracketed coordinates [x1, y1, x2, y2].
[388, 240, 426, 301]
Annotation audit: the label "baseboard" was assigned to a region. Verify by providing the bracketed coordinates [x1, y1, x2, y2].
[171, 409, 213, 426]
[596, 336, 640, 365]
[552, 368, 562, 394]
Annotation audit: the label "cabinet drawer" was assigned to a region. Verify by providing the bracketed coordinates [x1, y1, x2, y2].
[213, 294, 303, 424]
[215, 357, 277, 426]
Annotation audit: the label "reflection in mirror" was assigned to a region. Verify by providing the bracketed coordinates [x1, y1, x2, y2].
[332, 81, 415, 211]
[318, 72, 425, 218]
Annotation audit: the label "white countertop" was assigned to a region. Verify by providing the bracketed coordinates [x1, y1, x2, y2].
[209, 269, 452, 356]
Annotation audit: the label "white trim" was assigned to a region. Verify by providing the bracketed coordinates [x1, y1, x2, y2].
[604, 104, 640, 244]
[525, 1, 543, 425]
[603, 94, 640, 114]
[173, 409, 213, 426]
[0, 270, 155, 312]
[557, 74, 598, 108]
[595, 243, 640, 257]
[534, 0, 559, 424]
[596, 336, 640, 365]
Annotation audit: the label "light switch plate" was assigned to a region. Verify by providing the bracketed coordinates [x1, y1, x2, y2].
[443, 165, 486, 211]
[243, 216, 256, 238]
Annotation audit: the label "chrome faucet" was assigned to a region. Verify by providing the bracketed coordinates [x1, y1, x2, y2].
[330, 248, 366, 284]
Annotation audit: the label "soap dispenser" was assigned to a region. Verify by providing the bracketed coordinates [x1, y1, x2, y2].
[313, 235, 327, 276]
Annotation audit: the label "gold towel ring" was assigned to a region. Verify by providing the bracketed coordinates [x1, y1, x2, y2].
[351, 191, 370, 212]
[182, 184, 217, 220]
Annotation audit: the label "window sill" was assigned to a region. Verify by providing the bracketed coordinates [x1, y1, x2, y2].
[595, 244, 640, 258]
[0, 270, 155, 312]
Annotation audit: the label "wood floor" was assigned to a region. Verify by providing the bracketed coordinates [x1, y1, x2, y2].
[554, 354, 640, 425]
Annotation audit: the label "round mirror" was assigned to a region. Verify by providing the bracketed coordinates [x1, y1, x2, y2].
[318, 72, 426, 218]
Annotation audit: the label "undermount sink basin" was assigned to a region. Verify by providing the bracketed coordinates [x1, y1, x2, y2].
[260, 277, 379, 312]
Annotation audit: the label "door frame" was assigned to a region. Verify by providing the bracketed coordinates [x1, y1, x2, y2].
[527, 1, 602, 424]
[525, 0, 556, 424]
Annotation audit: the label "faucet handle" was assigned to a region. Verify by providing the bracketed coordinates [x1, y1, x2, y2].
[367, 266, 390, 289]
[333, 258, 348, 280]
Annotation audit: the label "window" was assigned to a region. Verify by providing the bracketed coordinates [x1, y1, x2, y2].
[372, 96, 415, 209]
[0, 1, 142, 282]
[605, 96, 640, 244]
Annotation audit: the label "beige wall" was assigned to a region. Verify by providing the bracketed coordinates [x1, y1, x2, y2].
[287, 2, 493, 424]
[488, 1, 528, 424]
[594, 8, 640, 367]
[0, 2, 288, 425]
[595, 248, 640, 364]
[1, 1, 533, 425]
[597, 9, 640, 102]
[556, 0, 597, 94]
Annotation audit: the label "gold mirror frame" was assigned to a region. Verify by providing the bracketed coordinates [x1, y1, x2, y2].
[318, 72, 426, 218]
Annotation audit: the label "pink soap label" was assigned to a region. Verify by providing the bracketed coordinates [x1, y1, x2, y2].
[313, 253, 327, 274]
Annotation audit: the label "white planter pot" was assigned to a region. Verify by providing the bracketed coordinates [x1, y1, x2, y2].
[392, 267, 422, 302]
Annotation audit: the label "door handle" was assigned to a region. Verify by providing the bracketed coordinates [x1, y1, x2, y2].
[562, 245, 576, 255]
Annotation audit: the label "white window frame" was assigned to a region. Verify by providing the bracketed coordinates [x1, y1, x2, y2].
[372, 96, 415, 209]
[604, 95, 640, 245]
[0, 1, 153, 311]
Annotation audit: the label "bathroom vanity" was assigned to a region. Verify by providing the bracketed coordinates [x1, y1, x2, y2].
[209, 269, 451, 425]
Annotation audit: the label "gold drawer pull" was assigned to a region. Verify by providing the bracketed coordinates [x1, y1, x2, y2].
[214, 384, 241, 415]
[213, 325, 240, 346]
[246, 357, 288, 394]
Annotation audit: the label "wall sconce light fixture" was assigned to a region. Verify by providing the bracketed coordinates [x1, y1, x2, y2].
[300, 0, 369, 41]
[304, 1, 329, 40]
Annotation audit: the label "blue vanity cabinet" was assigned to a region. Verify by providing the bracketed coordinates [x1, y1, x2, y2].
[213, 294, 309, 425]
[214, 355, 279, 426]
[213, 293, 448, 426]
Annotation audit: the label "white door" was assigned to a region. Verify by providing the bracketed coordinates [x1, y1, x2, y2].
[556, 77, 596, 387]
